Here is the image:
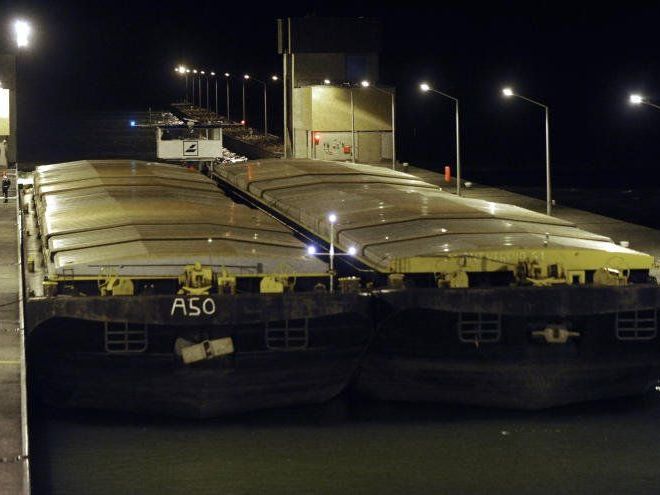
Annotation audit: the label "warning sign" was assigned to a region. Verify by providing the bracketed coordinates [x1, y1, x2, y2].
[183, 140, 199, 156]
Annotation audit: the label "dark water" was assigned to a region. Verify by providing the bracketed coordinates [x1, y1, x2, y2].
[25, 110, 660, 495]
[29, 393, 660, 495]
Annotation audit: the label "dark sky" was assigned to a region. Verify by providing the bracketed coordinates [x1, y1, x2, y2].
[4, 1, 660, 186]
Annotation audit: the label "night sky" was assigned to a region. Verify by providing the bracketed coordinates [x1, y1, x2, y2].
[5, 1, 660, 187]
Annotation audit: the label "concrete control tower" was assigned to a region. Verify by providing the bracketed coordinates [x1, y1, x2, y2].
[278, 17, 394, 164]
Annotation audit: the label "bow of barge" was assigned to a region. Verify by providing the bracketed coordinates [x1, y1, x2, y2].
[23, 159, 372, 418]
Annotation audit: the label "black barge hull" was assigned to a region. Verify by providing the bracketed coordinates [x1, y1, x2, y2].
[356, 286, 660, 409]
[27, 293, 371, 418]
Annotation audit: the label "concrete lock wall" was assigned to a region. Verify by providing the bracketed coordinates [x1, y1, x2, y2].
[293, 85, 392, 163]
[0, 55, 17, 164]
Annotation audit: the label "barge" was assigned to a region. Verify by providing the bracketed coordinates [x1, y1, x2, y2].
[212, 158, 660, 409]
[23, 159, 372, 418]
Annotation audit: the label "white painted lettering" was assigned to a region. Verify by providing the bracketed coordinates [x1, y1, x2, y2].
[171, 297, 186, 316]
[188, 297, 201, 316]
[171, 297, 217, 317]
[202, 298, 216, 315]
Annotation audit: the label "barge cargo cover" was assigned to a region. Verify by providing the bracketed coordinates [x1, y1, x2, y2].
[212, 158, 660, 409]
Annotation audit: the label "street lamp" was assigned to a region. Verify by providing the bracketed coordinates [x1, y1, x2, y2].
[502, 87, 552, 216]
[324, 79, 331, 85]
[204, 71, 210, 110]
[243, 74, 250, 125]
[304, 213, 358, 293]
[192, 70, 198, 106]
[360, 80, 397, 170]
[175, 66, 188, 103]
[629, 94, 660, 110]
[223, 73, 231, 121]
[199, 71, 205, 108]
[245, 75, 279, 136]
[14, 20, 31, 48]
[210, 72, 218, 114]
[185, 69, 191, 103]
[420, 82, 462, 196]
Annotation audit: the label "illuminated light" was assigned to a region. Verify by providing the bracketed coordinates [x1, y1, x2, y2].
[186, 69, 191, 73]
[14, 20, 31, 48]
[348, 246, 357, 256]
[630, 94, 644, 105]
[323, 79, 331, 85]
[193, 69, 198, 74]
[328, 213, 337, 224]
[420, 83, 431, 92]
[240, 119, 246, 125]
[307, 246, 317, 255]
[314, 132, 321, 145]
[210, 72, 216, 76]
[441, 228, 448, 233]
[177, 65, 186, 73]
[244, 74, 250, 80]
[200, 71, 205, 75]
[271, 75, 279, 81]
[502, 87, 514, 97]
[224, 72, 230, 77]
[129, 120, 136, 127]
[207, 238, 213, 244]
[360, 80, 370, 88]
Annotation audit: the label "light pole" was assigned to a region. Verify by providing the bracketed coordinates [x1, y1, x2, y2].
[224, 73, 231, 121]
[328, 213, 336, 293]
[205, 72, 210, 110]
[420, 82, 462, 195]
[192, 70, 197, 107]
[502, 87, 552, 216]
[244, 75, 279, 136]
[305, 213, 357, 293]
[361, 80, 396, 170]
[242, 74, 249, 125]
[211, 72, 217, 114]
[629, 94, 660, 110]
[199, 71, 205, 108]
[175, 66, 187, 103]
[350, 87, 356, 163]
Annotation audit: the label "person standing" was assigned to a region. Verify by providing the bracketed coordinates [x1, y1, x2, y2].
[2, 173, 10, 203]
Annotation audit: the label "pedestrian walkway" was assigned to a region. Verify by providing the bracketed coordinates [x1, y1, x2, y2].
[0, 167, 30, 494]
[395, 164, 660, 268]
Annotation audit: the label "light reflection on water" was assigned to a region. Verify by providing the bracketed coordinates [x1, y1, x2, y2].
[30, 391, 660, 495]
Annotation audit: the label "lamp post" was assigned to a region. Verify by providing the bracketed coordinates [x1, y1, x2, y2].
[328, 213, 336, 292]
[244, 75, 279, 136]
[629, 94, 660, 110]
[224, 73, 231, 120]
[361, 80, 396, 170]
[205, 72, 210, 110]
[211, 72, 217, 114]
[420, 82, 462, 196]
[192, 70, 197, 107]
[304, 213, 357, 293]
[350, 87, 356, 163]
[199, 71, 205, 108]
[242, 74, 249, 125]
[502, 87, 552, 216]
[175, 66, 188, 103]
